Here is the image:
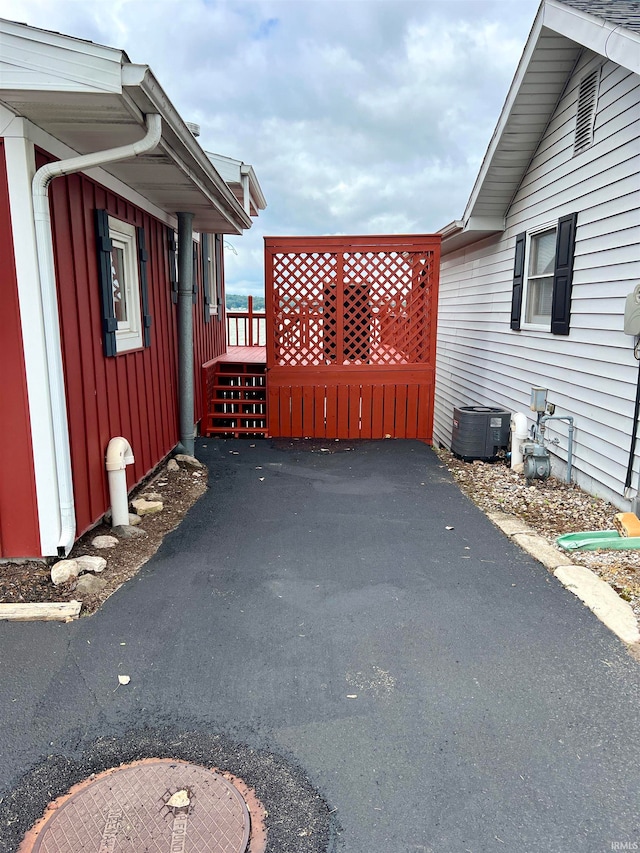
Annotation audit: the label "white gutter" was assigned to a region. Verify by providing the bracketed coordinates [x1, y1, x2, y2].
[31, 113, 162, 555]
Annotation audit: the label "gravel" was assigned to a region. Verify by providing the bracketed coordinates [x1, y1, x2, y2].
[437, 449, 640, 619]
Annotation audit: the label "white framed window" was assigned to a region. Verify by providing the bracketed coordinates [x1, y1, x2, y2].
[108, 216, 143, 352]
[522, 224, 557, 328]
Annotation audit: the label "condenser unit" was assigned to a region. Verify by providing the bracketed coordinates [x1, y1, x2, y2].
[451, 406, 511, 461]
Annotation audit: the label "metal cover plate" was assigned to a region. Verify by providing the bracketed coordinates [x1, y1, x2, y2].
[24, 760, 250, 853]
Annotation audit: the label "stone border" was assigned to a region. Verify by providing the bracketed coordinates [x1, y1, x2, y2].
[487, 511, 640, 649]
[0, 601, 81, 622]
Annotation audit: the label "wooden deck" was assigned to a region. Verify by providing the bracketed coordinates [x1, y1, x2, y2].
[215, 346, 266, 364]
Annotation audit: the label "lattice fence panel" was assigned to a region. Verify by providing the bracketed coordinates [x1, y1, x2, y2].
[268, 244, 437, 366]
[270, 251, 336, 366]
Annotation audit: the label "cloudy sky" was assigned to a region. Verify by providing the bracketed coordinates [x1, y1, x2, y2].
[0, 0, 540, 295]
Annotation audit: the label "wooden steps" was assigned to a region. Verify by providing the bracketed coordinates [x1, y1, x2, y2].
[203, 361, 267, 438]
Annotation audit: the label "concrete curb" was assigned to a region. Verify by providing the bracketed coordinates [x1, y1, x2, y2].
[487, 512, 640, 649]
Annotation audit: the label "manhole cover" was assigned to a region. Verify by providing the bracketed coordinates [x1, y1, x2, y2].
[20, 760, 256, 853]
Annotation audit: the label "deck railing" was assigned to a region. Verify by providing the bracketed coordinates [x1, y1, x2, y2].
[226, 296, 267, 347]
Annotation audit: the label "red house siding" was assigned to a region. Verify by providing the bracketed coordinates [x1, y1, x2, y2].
[46, 164, 227, 540]
[0, 140, 41, 557]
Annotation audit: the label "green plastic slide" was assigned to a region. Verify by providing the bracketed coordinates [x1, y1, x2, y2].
[556, 530, 640, 551]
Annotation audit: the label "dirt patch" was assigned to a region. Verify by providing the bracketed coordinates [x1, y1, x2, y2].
[438, 449, 640, 619]
[0, 460, 207, 616]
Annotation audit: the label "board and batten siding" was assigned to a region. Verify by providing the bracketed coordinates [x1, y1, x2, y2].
[46, 159, 227, 540]
[435, 52, 640, 508]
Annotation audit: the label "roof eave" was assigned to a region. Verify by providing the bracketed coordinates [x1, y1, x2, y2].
[439, 220, 504, 255]
[461, 0, 640, 228]
[545, 0, 640, 75]
[122, 64, 252, 233]
[462, 6, 546, 225]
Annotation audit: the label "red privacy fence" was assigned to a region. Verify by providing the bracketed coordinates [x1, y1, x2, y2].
[265, 235, 440, 440]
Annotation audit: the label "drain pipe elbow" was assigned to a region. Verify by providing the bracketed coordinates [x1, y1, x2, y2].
[31, 114, 161, 555]
[106, 438, 135, 529]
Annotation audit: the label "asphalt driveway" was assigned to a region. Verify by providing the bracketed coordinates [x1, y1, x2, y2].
[0, 439, 638, 852]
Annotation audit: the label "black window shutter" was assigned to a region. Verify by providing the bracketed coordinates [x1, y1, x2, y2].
[201, 233, 211, 323]
[167, 227, 178, 304]
[94, 209, 118, 357]
[192, 241, 198, 304]
[137, 226, 152, 348]
[551, 212, 578, 335]
[510, 232, 526, 331]
[214, 234, 223, 320]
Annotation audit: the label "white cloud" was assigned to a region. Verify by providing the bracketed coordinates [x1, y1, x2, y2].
[0, 0, 540, 295]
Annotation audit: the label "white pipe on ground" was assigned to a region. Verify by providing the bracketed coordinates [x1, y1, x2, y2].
[106, 437, 135, 528]
[511, 412, 529, 468]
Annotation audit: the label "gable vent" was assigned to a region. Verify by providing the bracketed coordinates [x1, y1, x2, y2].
[574, 67, 600, 154]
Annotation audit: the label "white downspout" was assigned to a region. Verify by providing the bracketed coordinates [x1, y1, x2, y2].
[31, 113, 162, 555]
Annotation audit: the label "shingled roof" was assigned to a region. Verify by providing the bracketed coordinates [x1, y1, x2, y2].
[558, 0, 640, 32]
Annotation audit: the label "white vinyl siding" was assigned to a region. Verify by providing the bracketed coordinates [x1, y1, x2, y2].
[435, 53, 640, 509]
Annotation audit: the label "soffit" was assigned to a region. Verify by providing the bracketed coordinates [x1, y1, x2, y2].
[464, 27, 581, 223]
[0, 20, 252, 234]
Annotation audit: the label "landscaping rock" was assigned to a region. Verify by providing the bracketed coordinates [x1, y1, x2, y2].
[91, 535, 119, 549]
[140, 492, 163, 503]
[112, 525, 147, 539]
[75, 574, 107, 595]
[51, 559, 81, 586]
[174, 454, 204, 471]
[167, 459, 180, 473]
[106, 509, 142, 527]
[75, 555, 107, 574]
[130, 498, 163, 516]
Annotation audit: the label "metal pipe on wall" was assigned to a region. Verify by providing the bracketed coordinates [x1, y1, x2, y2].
[177, 211, 195, 457]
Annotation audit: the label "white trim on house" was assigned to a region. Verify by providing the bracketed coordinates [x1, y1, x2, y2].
[2, 111, 60, 554]
[0, 17, 125, 93]
[521, 221, 558, 329]
[0, 18, 255, 235]
[544, 1, 640, 76]
[206, 151, 267, 218]
[108, 215, 144, 353]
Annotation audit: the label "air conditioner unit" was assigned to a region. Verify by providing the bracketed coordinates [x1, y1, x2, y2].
[451, 406, 511, 461]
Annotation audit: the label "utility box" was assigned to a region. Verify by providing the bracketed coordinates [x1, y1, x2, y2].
[451, 406, 511, 461]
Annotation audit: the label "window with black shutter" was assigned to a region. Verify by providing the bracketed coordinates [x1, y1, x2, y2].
[167, 227, 178, 304]
[192, 241, 198, 304]
[95, 209, 148, 355]
[550, 213, 578, 335]
[511, 213, 578, 334]
[510, 232, 526, 331]
[137, 227, 152, 348]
